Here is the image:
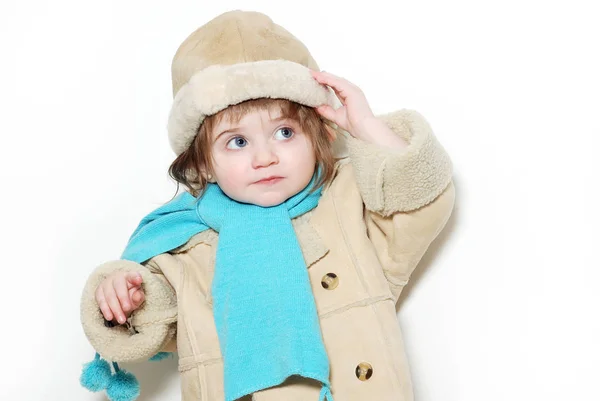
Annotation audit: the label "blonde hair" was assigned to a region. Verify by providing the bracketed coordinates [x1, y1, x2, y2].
[169, 98, 339, 198]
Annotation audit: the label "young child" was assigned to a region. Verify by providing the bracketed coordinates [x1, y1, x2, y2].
[80, 9, 455, 401]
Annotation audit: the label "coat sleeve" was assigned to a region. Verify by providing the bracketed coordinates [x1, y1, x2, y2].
[346, 109, 456, 301]
[80, 253, 178, 363]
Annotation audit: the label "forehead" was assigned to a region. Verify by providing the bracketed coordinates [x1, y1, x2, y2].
[211, 106, 295, 139]
[220, 105, 287, 126]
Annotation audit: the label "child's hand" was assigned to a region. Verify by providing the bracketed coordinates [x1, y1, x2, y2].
[95, 271, 145, 325]
[310, 70, 377, 141]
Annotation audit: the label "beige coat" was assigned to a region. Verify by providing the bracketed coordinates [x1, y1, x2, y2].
[81, 108, 456, 401]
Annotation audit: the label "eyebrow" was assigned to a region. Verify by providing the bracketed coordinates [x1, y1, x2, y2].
[213, 116, 293, 143]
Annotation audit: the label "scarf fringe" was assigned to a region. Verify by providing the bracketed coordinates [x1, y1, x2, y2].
[319, 384, 333, 401]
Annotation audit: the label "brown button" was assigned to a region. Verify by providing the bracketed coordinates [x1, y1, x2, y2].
[355, 362, 373, 381]
[321, 273, 339, 290]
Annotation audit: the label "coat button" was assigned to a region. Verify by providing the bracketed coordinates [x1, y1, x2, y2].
[355, 362, 373, 381]
[321, 273, 339, 290]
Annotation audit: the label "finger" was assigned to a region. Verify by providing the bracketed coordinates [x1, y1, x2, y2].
[315, 104, 338, 124]
[129, 288, 144, 308]
[318, 104, 350, 132]
[95, 286, 114, 321]
[319, 70, 360, 90]
[310, 70, 347, 103]
[130, 287, 145, 307]
[103, 281, 126, 324]
[312, 71, 355, 102]
[125, 272, 143, 289]
[114, 277, 132, 312]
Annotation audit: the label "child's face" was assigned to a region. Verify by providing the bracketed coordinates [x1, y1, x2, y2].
[209, 107, 317, 207]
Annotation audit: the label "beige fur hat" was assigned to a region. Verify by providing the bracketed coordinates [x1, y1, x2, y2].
[167, 9, 347, 157]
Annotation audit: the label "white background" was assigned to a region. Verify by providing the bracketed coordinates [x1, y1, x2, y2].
[1, 0, 599, 400]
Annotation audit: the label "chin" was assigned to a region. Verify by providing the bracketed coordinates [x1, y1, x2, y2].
[253, 197, 286, 208]
[251, 192, 290, 207]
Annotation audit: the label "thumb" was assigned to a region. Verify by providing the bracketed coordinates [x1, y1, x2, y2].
[129, 287, 145, 308]
[125, 272, 143, 289]
[315, 105, 339, 125]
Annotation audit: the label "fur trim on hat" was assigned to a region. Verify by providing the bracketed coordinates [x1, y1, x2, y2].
[167, 59, 343, 156]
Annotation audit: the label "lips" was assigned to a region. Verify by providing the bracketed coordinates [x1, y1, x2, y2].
[255, 176, 283, 184]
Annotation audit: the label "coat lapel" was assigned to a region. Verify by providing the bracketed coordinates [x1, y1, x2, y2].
[291, 211, 329, 269]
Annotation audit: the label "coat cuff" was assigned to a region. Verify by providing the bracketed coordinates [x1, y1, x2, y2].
[346, 109, 453, 215]
[80, 259, 177, 363]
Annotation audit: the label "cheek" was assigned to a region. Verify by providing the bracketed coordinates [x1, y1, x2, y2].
[281, 139, 317, 185]
[290, 138, 316, 166]
[212, 153, 248, 188]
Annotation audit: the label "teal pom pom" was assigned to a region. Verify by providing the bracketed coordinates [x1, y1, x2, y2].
[80, 353, 112, 391]
[106, 368, 140, 401]
[149, 352, 173, 361]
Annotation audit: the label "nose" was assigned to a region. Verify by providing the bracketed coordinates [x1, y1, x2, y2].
[252, 143, 279, 169]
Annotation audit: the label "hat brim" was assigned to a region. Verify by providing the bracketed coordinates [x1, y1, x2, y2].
[167, 59, 347, 156]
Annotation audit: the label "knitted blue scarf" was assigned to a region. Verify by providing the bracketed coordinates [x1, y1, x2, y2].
[124, 171, 333, 401]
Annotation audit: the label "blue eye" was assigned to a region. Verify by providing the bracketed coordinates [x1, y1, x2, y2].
[274, 127, 294, 140]
[226, 136, 247, 149]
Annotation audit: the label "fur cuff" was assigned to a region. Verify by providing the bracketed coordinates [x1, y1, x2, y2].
[347, 109, 454, 215]
[80, 260, 178, 363]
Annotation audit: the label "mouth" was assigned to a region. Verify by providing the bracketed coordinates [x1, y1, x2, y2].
[254, 176, 284, 185]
